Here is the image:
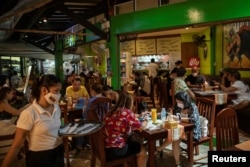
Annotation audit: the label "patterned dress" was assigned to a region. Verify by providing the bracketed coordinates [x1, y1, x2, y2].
[104, 108, 141, 148]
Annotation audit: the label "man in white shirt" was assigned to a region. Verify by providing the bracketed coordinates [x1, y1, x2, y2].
[147, 58, 158, 78]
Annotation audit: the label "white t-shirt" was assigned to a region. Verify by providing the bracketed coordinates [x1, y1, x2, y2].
[231, 80, 250, 104]
[147, 63, 158, 77]
[17, 100, 62, 151]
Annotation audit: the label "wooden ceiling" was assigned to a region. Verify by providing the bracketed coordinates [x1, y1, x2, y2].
[0, 0, 131, 54]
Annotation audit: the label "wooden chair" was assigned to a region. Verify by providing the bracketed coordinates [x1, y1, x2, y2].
[87, 97, 112, 121]
[133, 96, 144, 114]
[87, 97, 137, 167]
[216, 108, 239, 151]
[89, 126, 137, 167]
[0, 134, 15, 159]
[182, 97, 216, 160]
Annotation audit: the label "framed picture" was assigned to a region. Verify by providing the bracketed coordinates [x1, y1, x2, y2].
[223, 21, 250, 69]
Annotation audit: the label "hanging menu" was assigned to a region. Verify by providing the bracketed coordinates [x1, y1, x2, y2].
[157, 37, 181, 69]
[120, 41, 135, 55]
[156, 37, 181, 54]
[136, 39, 156, 55]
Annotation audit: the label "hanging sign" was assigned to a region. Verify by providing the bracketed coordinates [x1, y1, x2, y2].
[188, 57, 200, 67]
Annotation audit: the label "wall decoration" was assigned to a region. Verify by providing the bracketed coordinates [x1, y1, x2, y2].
[223, 22, 250, 69]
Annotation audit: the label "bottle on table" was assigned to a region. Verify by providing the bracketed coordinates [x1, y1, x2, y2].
[161, 107, 167, 122]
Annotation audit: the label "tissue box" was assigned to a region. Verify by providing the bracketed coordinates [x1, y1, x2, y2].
[164, 121, 178, 129]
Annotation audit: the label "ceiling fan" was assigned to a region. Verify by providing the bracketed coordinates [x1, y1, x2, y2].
[192, 34, 209, 59]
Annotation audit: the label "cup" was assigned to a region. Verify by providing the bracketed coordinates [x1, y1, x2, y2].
[151, 108, 157, 123]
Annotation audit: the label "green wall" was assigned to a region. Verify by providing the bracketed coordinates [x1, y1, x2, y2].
[109, 0, 250, 89]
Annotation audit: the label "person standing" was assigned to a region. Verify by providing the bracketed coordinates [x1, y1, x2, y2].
[1, 75, 64, 167]
[172, 67, 196, 105]
[147, 58, 158, 78]
[10, 71, 20, 88]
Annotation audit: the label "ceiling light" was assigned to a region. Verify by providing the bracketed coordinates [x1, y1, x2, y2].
[43, 17, 47, 23]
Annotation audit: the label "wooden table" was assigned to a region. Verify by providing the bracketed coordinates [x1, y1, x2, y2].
[224, 140, 250, 151]
[194, 90, 237, 102]
[137, 122, 194, 167]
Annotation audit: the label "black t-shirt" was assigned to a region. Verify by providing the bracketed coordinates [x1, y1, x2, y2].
[185, 74, 205, 86]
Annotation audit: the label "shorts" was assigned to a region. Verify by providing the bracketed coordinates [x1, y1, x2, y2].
[105, 142, 141, 161]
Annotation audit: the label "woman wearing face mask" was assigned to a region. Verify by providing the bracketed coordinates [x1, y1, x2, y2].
[1, 75, 63, 167]
[156, 91, 201, 166]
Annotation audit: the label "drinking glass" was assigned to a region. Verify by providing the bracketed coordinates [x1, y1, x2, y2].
[151, 108, 157, 123]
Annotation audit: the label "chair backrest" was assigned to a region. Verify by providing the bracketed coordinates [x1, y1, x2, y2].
[88, 97, 112, 121]
[0, 133, 15, 159]
[133, 96, 144, 114]
[216, 108, 239, 151]
[196, 97, 216, 138]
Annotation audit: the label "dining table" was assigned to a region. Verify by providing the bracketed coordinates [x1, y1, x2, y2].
[193, 89, 237, 103]
[136, 121, 194, 167]
[224, 140, 250, 151]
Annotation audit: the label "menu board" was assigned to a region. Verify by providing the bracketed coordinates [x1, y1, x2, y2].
[120, 41, 135, 55]
[157, 37, 181, 69]
[156, 37, 181, 54]
[136, 39, 156, 55]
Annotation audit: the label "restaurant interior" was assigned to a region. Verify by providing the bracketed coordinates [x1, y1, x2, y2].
[0, 0, 250, 167]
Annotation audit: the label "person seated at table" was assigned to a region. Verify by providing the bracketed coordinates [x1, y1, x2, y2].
[173, 67, 196, 103]
[102, 85, 120, 105]
[65, 77, 89, 102]
[156, 91, 201, 166]
[219, 67, 232, 87]
[71, 83, 105, 156]
[82, 83, 105, 119]
[104, 91, 147, 167]
[185, 66, 206, 89]
[214, 70, 250, 110]
[1, 75, 64, 167]
[0, 87, 29, 136]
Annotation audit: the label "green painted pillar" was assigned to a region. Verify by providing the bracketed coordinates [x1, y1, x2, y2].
[109, 31, 120, 90]
[54, 39, 64, 84]
[210, 26, 216, 76]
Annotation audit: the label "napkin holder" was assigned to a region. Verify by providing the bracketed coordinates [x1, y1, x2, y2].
[164, 115, 178, 129]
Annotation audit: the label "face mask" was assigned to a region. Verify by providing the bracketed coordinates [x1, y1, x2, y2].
[45, 93, 61, 104]
[192, 73, 198, 77]
[177, 103, 184, 109]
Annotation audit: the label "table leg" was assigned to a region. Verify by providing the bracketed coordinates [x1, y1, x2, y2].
[187, 130, 194, 167]
[63, 137, 70, 167]
[148, 140, 156, 167]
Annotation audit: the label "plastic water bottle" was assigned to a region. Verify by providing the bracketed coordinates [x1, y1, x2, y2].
[161, 108, 167, 122]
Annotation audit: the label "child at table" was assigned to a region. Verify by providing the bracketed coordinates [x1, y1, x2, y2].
[156, 91, 201, 166]
[103, 91, 147, 167]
